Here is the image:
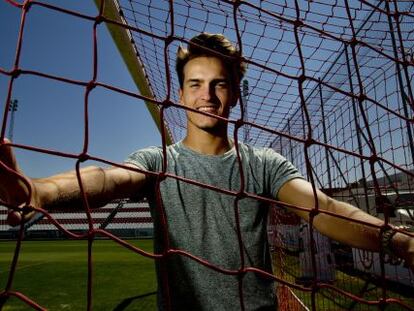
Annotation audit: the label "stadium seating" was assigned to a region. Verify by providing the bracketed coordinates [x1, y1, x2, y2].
[0, 199, 153, 239]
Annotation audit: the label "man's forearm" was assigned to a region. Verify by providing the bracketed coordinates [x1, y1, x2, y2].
[33, 166, 145, 210]
[279, 178, 393, 252]
[319, 197, 414, 264]
[312, 197, 383, 252]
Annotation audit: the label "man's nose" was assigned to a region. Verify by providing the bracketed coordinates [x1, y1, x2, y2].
[200, 84, 215, 101]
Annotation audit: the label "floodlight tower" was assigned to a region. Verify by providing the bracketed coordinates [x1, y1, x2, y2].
[241, 80, 250, 142]
[8, 99, 18, 141]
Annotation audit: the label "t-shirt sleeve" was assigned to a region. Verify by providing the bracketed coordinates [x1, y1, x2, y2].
[124, 146, 162, 172]
[264, 148, 304, 200]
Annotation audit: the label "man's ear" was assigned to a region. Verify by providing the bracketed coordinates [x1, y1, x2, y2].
[231, 86, 240, 108]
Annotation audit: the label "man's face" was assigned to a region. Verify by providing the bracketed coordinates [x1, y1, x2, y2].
[179, 56, 236, 133]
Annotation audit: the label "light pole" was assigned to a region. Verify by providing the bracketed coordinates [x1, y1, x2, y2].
[241, 80, 249, 142]
[8, 99, 18, 141]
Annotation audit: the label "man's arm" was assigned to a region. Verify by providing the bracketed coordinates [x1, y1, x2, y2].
[34, 165, 146, 210]
[278, 178, 414, 267]
[0, 139, 146, 224]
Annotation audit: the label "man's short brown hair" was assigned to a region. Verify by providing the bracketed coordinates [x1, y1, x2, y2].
[176, 33, 246, 90]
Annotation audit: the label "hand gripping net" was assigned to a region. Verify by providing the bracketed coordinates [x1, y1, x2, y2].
[1, 0, 414, 310]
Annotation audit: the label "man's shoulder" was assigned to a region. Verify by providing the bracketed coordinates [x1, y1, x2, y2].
[132, 141, 182, 155]
[127, 142, 184, 161]
[124, 145, 164, 170]
[131, 145, 163, 156]
[237, 142, 282, 160]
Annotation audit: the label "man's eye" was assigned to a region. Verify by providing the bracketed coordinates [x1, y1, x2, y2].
[216, 83, 228, 89]
[190, 84, 199, 88]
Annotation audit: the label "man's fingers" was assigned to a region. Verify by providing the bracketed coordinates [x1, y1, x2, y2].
[0, 138, 20, 173]
[0, 139, 34, 227]
[0, 138, 31, 204]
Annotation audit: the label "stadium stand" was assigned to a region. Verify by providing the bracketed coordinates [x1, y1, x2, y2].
[0, 199, 153, 239]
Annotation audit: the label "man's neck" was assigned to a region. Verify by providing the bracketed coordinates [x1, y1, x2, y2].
[182, 130, 233, 155]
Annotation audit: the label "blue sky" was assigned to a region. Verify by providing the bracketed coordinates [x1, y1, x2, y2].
[0, 0, 162, 177]
[1, 0, 412, 187]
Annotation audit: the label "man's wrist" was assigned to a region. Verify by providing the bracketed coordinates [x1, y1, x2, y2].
[385, 225, 413, 262]
[381, 226, 398, 257]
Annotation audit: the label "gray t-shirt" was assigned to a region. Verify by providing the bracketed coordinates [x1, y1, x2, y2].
[125, 141, 302, 310]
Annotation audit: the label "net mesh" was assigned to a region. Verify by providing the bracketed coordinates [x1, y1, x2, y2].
[1, 0, 414, 310]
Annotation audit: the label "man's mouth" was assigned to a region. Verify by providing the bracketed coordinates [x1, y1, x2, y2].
[197, 106, 219, 113]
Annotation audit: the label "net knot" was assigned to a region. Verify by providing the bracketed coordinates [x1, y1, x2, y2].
[368, 154, 379, 164]
[358, 93, 367, 102]
[298, 74, 306, 83]
[349, 37, 359, 47]
[88, 230, 96, 239]
[95, 15, 104, 25]
[304, 138, 315, 147]
[10, 68, 21, 79]
[231, 0, 241, 8]
[237, 268, 247, 279]
[157, 171, 167, 181]
[78, 152, 90, 163]
[164, 35, 174, 46]
[86, 81, 96, 91]
[162, 99, 173, 108]
[308, 208, 319, 219]
[294, 20, 304, 28]
[392, 11, 400, 19]
[236, 191, 247, 200]
[235, 119, 244, 129]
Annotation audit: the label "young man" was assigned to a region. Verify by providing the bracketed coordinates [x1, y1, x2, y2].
[1, 33, 413, 310]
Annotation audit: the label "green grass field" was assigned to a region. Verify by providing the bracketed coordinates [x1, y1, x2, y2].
[0, 239, 157, 310]
[1, 240, 413, 310]
[276, 253, 414, 311]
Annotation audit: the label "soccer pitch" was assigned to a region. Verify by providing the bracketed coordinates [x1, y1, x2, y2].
[1, 239, 413, 310]
[0, 239, 157, 310]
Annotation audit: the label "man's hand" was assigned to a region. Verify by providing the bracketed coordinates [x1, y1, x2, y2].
[0, 138, 38, 226]
[393, 230, 414, 272]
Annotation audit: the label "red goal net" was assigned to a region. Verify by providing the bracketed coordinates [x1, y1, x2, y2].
[1, 0, 414, 310]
